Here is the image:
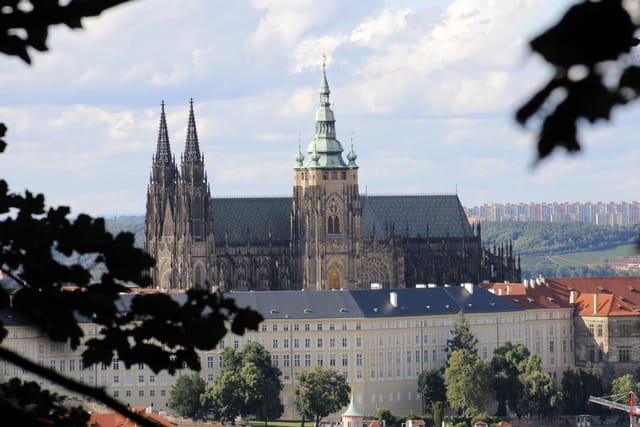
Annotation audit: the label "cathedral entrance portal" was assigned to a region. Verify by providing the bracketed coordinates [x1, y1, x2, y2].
[328, 265, 341, 290]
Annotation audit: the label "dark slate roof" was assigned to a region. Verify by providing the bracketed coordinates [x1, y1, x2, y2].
[361, 194, 472, 239]
[225, 285, 522, 320]
[0, 286, 521, 328]
[212, 197, 291, 242]
[348, 286, 522, 318]
[211, 194, 472, 243]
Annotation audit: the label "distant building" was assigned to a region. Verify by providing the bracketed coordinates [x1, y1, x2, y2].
[466, 201, 640, 225]
[1, 284, 536, 419]
[144, 64, 519, 291]
[483, 276, 640, 383]
[5, 277, 640, 419]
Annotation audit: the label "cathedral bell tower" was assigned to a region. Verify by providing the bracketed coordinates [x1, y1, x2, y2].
[291, 58, 361, 290]
[145, 101, 179, 289]
[145, 100, 215, 289]
[176, 99, 215, 289]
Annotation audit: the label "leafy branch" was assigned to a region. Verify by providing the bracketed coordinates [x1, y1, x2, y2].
[516, 0, 640, 161]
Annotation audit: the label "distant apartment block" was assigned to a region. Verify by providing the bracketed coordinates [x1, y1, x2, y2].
[465, 201, 640, 225]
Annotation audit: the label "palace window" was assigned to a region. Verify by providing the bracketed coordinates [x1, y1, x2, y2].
[620, 322, 631, 336]
[620, 348, 631, 363]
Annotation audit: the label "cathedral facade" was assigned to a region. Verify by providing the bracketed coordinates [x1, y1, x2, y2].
[144, 66, 520, 291]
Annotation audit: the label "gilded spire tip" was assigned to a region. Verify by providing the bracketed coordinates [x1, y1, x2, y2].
[322, 52, 327, 70]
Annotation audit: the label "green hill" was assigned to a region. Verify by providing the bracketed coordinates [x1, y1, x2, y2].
[104, 215, 145, 248]
[481, 222, 639, 278]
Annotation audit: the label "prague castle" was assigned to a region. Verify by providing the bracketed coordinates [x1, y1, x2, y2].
[144, 64, 520, 291]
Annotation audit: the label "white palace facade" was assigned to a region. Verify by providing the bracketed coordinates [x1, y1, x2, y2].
[0, 283, 575, 419]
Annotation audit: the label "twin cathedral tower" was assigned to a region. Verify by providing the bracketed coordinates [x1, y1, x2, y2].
[145, 64, 520, 291]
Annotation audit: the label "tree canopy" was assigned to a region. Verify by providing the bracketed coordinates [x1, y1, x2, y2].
[417, 368, 446, 413]
[168, 373, 209, 420]
[202, 342, 283, 424]
[445, 310, 478, 359]
[491, 341, 530, 417]
[516, 354, 561, 418]
[444, 349, 494, 418]
[561, 364, 603, 415]
[294, 367, 350, 427]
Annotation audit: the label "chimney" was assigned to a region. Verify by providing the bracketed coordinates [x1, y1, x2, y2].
[463, 282, 474, 294]
[390, 292, 398, 307]
[569, 290, 577, 304]
[506, 285, 511, 295]
[593, 293, 599, 315]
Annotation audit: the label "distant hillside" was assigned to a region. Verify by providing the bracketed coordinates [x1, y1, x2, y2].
[481, 221, 639, 278]
[104, 215, 144, 248]
[481, 221, 638, 256]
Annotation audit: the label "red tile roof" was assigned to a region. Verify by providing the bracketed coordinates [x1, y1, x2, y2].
[545, 277, 640, 308]
[482, 277, 640, 317]
[480, 281, 573, 309]
[87, 407, 175, 427]
[574, 292, 639, 317]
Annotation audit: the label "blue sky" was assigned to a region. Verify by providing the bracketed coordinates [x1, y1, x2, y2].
[0, 0, 638, 216]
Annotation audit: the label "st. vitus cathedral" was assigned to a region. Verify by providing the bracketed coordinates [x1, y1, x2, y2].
[144, 64, 520, 291]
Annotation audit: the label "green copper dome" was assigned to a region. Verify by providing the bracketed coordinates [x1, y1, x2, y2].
[342, 393, 363, 417]
[295, 143, 305, 168]
[298, 62, 356, 170]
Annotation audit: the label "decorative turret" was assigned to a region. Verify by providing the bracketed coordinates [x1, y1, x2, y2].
[295, 142, 304, 168]
[341, 393, 363, 427]
[347, 143, 358, 168]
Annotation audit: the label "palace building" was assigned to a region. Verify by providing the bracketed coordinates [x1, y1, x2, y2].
[144, 64, 520, 291]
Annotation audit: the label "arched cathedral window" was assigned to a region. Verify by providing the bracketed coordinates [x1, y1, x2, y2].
[327, 197, 341, 234]
[195, 265, 202, 287]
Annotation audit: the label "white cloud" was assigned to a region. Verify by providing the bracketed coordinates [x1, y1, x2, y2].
[291, 35, 347, 73]
[250, 0, 337, 48]
[350, 8, 415, 47]
[278, 86, 316, 118]
[0, 0, 633, 216]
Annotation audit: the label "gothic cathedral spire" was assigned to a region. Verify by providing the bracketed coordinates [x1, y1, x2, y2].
[145, 101, 179, 289]
[145, 100, 215, 290]
[184, 98, 201, 162]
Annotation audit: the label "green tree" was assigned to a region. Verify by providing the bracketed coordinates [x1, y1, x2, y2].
[377, 407, 397, 427]
[517, 355, 561, 418]
[610, 373, 640, 404]
[561, 365, 603, 415]
[0, 5, 263, 426]
[444, 349, 494, 418]
[417, 368, 446, 413]
[294, 366, 350, 427]
[168, 373, 209, 420]
[239, 342, 284, 424]
[491, 341, 530, 417]
[516, 0, 640, 162]
[203, 343, 283, 424]
[445, 311, 478, 359]
[432, 401, 444, 427]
